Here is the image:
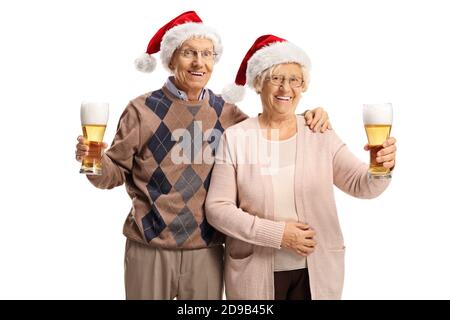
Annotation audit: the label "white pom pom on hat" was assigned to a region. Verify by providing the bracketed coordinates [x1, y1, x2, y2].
[221, 83, 246, 105]
[134, 53, 157, 73]
[136, 11, 223, 73]
[222, 34, 311, 104]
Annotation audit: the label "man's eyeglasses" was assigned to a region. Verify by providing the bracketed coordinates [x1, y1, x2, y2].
[265, 75, 304, 88]
[178, 49, 217, 60]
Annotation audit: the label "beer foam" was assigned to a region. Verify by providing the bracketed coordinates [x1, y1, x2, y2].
[80, 102, 109, 125]
[363, 103, 393, 124]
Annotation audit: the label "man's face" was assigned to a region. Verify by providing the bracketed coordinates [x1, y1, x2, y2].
[169, 38, 215, 96]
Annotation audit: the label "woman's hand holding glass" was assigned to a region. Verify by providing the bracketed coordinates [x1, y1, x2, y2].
[364, 137, 397, 171]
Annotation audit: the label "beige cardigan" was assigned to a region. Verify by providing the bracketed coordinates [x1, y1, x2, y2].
[205, 116, 390, 300]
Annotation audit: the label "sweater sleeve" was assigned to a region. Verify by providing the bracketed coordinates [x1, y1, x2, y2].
[232, 104, 249, 124]
[205, 132, 285, 249]
[87, 102, 140, 189]
[331, 131, 390, 199]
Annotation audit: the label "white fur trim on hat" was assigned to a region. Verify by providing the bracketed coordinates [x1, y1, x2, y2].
[134, 53, 157, 73]
[222, 83, 246, 104]
[160, 22, 223, 72]
[246, 41, 311, 89]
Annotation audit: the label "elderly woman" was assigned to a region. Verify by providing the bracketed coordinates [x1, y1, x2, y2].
[205, 35, 397, 300]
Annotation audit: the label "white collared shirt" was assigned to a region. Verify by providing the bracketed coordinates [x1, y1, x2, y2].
[165, 76, 207, 101]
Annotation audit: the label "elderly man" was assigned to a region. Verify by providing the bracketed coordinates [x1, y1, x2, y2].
[75, 11, 330, 300]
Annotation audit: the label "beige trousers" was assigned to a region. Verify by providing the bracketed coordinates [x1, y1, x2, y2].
[124, 239, 224, 300]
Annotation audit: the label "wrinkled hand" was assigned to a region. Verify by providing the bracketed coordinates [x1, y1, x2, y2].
[364, 137, 397, 169]
[281, 222, 317, 257]
[75, 135, 108, 163]
[304, 107, 332, 133]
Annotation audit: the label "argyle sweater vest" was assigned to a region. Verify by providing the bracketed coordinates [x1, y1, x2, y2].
[88, 86, 248, 249]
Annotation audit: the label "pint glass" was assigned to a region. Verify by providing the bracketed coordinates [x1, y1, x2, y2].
[80, 102, 109, 175]
[363, 103, 393, 179]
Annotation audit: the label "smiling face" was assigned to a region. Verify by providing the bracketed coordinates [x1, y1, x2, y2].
[169, 38, 215, 100]
[258, 63, 304, 118]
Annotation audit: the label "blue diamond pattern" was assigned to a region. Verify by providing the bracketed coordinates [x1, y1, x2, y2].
[212, 119, 224, 134]
[187, 120, 203, 162]
[174, 166, 202, 203]
[145, 90, 172, 120]
[208, 90, 224, 117]
[207, 120, 224, 156]
[203, 170, 212, 191]
[147, 122, 176, 164]
[147, 167, 172, 201]
[187, 106, 201, 117]
[199, 218, 216, 245]
[169, 206, 198, 246]
[142, 205, 166, 242]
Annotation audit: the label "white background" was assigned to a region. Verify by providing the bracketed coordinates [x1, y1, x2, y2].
[0, 0, 449, 299]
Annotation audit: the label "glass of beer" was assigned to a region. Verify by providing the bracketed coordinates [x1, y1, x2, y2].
[363, 103, 393, 179]
[80, 102, 109, 175]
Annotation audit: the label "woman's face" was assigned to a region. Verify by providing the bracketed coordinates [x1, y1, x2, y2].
[259, 63, 304, 118]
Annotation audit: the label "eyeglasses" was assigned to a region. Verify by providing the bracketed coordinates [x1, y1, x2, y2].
[265, 75, 304, 88]
[178, 48, 217, 60]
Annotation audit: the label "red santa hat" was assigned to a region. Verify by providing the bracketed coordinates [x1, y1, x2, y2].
[135, 11, 223, 73]
[222, 34, 312, 104]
